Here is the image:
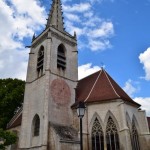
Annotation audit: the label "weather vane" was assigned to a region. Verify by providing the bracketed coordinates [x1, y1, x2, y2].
[100, 62, 105, 69]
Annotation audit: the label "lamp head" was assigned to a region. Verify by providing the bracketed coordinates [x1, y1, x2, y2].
[76, 101, 86, 118]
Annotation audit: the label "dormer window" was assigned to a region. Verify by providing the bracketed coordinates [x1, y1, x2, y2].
[37, 46, 44, 77]
[57, 44, 66, 69]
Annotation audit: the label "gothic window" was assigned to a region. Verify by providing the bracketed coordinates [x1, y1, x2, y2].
[131, 121, 140, 150]
[37, 46, 44, 77]
[106, 117, 120, 150]
[33, 114, 40, 136]
[57, 44, 66, 69]
[92, 118, 104, 150]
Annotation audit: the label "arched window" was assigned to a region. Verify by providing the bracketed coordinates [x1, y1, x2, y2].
[37, 46, 44, 77]
[57, 44, 66, 69]
[106, 117, 120, 150]
[92, 118, 104, 150]
[131, 120, 140, 150]
[32, 114, 40, 136]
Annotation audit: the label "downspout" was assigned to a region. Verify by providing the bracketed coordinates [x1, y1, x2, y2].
[86, 105, 90, 150]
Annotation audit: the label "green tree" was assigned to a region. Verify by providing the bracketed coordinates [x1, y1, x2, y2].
[0, 128, 17, 150]
[0, 78, 25, 129]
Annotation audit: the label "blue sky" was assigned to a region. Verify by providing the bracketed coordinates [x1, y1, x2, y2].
[0, 0, 150, 115]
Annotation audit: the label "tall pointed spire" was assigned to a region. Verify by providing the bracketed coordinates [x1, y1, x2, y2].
[46, 0, 64, 31]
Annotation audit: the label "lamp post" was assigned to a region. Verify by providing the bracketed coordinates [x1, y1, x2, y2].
[76, 101, 86, 150]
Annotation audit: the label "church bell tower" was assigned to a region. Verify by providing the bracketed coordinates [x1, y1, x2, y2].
[19, 0, 78, 149]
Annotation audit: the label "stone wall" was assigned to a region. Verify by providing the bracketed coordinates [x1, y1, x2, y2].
[48, 123, 80, 150]
[80, 99, 150, 150]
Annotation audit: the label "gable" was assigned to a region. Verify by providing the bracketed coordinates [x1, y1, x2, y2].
[75, 69, 140, 107]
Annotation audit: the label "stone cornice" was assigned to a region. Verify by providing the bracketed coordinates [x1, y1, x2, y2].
[31, 27, 77, 48]
[51, 31, 76, 46]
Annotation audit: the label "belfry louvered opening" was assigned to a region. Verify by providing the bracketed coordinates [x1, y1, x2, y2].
[57, 44, 66, 69]
[37, 46, 44, 76]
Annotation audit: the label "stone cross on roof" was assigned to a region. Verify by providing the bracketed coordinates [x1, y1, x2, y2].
[46, 0, 64, 31]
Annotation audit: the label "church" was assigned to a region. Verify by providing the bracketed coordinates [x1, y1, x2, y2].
[6, 0, 150, 150]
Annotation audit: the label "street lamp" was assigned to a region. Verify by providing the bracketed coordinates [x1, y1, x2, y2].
[76, 101, 86, 150]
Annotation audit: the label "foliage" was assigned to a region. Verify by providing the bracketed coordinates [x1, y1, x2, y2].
[0, 78, 25, 129]
[0, 128, 17, 150]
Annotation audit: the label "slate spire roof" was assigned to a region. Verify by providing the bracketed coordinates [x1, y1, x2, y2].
[75, 69, 140, 106]
[46, 0, 64, 31]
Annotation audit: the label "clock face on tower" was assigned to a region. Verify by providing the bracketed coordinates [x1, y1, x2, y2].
[51, 79, 71, 105]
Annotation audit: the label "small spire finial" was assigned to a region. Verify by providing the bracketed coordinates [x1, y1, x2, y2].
[32, 33, 36, 42]
[74, 31, 77, 39]
[100, 62, 105, 70]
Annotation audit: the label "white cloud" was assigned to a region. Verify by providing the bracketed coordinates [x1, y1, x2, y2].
[88, 22, 114, 38]
[63, 3, 91, 13]
[0, 0, 47, 80]
[11, 0, 46, 24]
[65, 16, 114, 51]
[82, 16, 102, 27]
[123, 79, 150, 116]
[89, 0, 114, 3]
[63, 1, 114, 52]
[78, 63, 101, 80]
[65, 21, 85, 37]
[0, 0, 115, 80]
[123, 79, 140, 97]
[134, 97, 150, 116]
[89, 0, 103, 4]
[65, 13, 81, 22]
[62, 0, 72, 2]
[83, 12, 93, 18]
[89, 39, 111, 51]
[0, 48, 29, 80]
[139, 47, 150, 81]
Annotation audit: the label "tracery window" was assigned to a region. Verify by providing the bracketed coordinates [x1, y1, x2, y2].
[106, 117, 120, 150]
[37, 46, 44, 77]
[92, 118, 104, 150]
[33, 114, 40, 136]
[131, 121, 140, 150]
[57, 44, 66, 69]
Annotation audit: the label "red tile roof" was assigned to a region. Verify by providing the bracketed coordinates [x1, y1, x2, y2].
[75, 69, 140, 106]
